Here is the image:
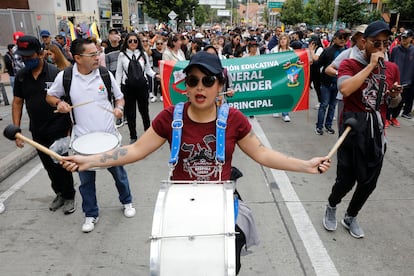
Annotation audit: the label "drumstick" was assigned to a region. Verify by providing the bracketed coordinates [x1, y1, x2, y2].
[53, 100, 94, 113]
[326, 118, 358, 159]
[317, 118, 358, 173]
[97, 105, 115, 115]
[3, 124, 63, 161]
[219, 91, 234, 96]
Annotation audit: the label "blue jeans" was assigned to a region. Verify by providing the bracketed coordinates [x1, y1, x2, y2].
[316, 83, 338, 129]
[78, 166, 132, 217]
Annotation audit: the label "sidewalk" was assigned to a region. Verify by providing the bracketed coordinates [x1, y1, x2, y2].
[0, 76, 36, 182]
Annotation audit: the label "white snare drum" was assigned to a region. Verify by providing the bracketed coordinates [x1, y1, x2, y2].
[71, 132, 119, 155]
[150, 181, 236, 276]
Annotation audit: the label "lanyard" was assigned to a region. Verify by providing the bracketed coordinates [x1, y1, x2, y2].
[168, 102, 229, 180]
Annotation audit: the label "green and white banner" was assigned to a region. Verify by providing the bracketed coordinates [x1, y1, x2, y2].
[160, 50, 310, 116]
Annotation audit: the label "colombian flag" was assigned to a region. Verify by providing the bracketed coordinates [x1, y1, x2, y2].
[88, 22, 100, 39]
[67, 21, 76, 41]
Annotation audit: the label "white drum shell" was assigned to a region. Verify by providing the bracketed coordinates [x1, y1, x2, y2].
[150, 181, 236, 276]
[71, 132, 119, 155]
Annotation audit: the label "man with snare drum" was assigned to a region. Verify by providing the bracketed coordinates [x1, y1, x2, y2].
[46, 38, 136, 233]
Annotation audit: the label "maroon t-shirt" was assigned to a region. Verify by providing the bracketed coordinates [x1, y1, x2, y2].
[339, 59, 400, 120]
[152, 102, 251, 181]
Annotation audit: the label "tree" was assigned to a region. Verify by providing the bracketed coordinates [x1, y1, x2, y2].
[143, 0, 198, 25]
[303, 0, 319, 26]
[387, 0, 414, 27]
[280, 0, 304, 25]
[317, 0, 334, 26]
[337, 0, 365, 28]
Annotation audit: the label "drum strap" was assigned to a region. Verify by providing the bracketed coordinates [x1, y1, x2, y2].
[168, 102, 229, 180]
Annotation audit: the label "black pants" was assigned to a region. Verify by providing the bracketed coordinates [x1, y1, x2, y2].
[122, 84, 150, 140]
[33, 134, 75, 200]
[235, 224, 246, 275]
[328, 112, 384, 217]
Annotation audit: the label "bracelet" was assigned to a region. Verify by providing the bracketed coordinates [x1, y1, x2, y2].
[116, 105, 124, 111]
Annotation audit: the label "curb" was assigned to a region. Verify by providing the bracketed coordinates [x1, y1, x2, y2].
[0, 147, 37, 183]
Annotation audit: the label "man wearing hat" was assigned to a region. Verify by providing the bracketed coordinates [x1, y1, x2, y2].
[324, 24, 368, 128]
[323, 21, 402, 238]
[315, 29, 350, 136]
[12, 36, 76, 214]
[40, 30, 63, 53]
[389, 29, 414, 121]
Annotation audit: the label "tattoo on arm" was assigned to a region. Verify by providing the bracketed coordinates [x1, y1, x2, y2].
[249, 131, 264, 147]
[99, 147, 128, 163]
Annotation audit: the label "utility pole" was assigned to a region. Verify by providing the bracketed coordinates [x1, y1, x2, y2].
[332, 0, 339, 32]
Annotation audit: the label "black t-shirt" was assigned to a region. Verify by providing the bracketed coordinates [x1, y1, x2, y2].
[14, 62, 72, 138]
[151, 49, 163, 68]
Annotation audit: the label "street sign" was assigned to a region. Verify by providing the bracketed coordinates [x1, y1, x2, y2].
[168, 11, 177, 20]
[267, 2, 283, 8]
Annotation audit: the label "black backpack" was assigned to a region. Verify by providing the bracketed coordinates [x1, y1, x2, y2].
[62, 65, 113, 124]
[123, 51, 148, 91]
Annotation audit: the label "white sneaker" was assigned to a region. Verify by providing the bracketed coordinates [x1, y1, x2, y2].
[150, 96, 157, 103]
[160, 96, 163, 102]
[123, 203, 136, 218]
[272, 113, 280, 118]
[0, 202, 5, 214]
[82, 217, 99, 233]
[282, 115, 291, 122]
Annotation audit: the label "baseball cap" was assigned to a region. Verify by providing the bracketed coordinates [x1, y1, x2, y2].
[15, 35, 42, 56]
[354, 24, 368, 35]
[401, 30, 414, 38]
[183, 51, 223, 75]
[195, 32, 204, 39]
[13, 31, 25, 44]
[108, 28, 119, 34]
[334, 29, 351, 38]
[363, 20, 391, 38]
[40, 30, 51, 37]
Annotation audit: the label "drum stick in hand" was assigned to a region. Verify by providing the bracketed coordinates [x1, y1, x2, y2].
[54, 100, 94, 113]
[326, 118, 358, 159]
[3, 124, 63, 161]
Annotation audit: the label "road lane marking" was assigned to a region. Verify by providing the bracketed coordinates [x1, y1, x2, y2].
[0, 163, 43, 204]
[251, 118, 339, 276]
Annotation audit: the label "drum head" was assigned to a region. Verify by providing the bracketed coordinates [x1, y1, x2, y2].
[72, 132, 119, 155]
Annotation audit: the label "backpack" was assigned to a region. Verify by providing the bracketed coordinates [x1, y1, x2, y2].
[62, 65, 113, 124]
[123, 51, 148, 91]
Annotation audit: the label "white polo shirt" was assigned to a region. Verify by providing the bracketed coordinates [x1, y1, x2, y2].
[47, 64, 123, 138]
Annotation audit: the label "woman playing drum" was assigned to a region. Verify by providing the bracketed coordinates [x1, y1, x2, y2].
[62, 51, 331, 274]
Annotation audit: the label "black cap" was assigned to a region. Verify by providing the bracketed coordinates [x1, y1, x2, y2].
[334, 29, 351, 38]
[401, 30, 414, 38]
[183, 51, 223, 75]
[363, 20, 391, 38]
[108, 28, 119, 34]
[15, 35, 42, 56]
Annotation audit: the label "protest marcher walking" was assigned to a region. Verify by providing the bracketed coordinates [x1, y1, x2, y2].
[46, 38, 136, 233]
[12, 36, 76, 214]
[323, 21, 402, 238]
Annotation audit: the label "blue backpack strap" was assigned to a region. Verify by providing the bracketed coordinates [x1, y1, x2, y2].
[215, 103, 229, 164]
[169, 102, 184, 167]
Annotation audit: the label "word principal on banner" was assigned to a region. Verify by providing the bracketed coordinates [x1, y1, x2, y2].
[160, 50, 310, 116]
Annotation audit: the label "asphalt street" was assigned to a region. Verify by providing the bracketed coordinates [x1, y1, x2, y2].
[0, 81, 413, 276]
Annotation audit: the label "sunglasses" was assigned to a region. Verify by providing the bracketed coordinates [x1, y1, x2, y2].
[79, 51, 101, 57]
[185, 75, 217, 88]
[128, 39, 138, 44]
[337, 35, 348, 40]
[142, 39, 148, 42]
[156, 42, 163, 45]
[367, 39, 389, 48]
